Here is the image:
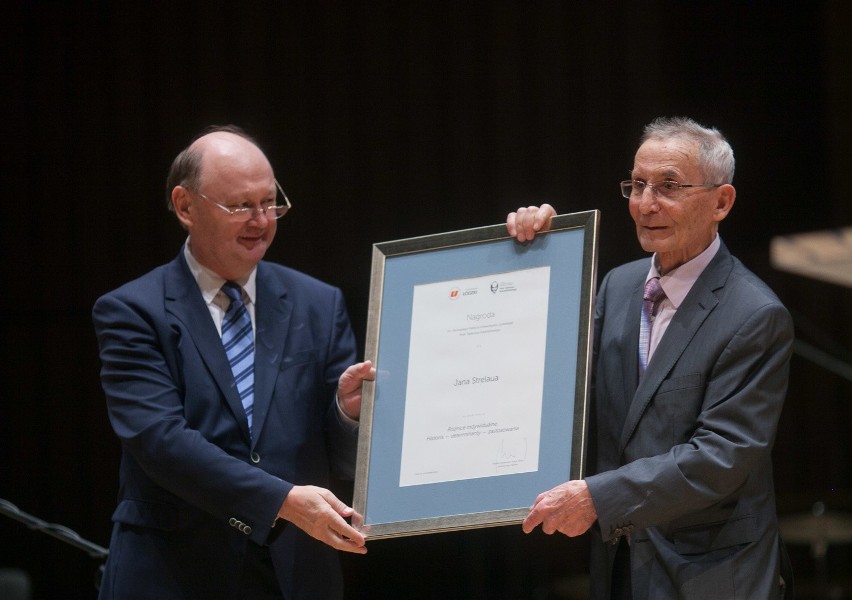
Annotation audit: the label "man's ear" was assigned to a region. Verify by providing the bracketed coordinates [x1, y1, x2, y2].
[172, 186, 193, 228]
[713, 184, 736, 223]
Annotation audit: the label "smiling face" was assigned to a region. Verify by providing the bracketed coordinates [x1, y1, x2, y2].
[628, 136, 735, 274]
[171, 132, 278, 281]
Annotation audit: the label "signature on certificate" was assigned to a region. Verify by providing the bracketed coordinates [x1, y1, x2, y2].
[495, 437, 528, 463]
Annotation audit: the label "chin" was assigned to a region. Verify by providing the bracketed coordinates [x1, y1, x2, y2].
[239, 239, 269, 256]
[638, 239, 662, 254]
[638, 231, 674, 252]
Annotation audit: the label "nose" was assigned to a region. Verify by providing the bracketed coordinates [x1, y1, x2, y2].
[246, 207, 271, 225]
[635, 186, 661, 214]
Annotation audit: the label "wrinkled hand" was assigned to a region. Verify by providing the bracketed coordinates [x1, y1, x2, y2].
[278, 485, 367, 554]
[337, 360, 375, 421]
[522, 480, 597, 537]
[506, 204, 557, 242]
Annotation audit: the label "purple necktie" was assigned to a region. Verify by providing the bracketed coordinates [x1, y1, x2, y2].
[639, 277, 666, 375]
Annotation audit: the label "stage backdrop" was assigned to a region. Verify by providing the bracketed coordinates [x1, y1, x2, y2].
[2, 2, 851, 598]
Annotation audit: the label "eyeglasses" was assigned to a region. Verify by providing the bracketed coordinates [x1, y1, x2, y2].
[620, 180, 722, 200]
[191, 180, 292, 221]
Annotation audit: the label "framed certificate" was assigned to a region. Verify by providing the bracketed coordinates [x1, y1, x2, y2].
[352, 210, 599, 539]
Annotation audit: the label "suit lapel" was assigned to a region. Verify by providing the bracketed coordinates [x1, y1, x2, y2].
[164, 253, 253, 442]
[622, 280, 645, 406]
[251, 263, 292, 448]
[618, 247, 733, 454]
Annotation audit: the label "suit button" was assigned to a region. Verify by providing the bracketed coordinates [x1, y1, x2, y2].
[244, 525, 252, 535]
[250, 452, 261, 464]
[229, 518, 238, 527]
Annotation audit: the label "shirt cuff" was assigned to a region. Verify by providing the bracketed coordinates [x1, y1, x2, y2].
[335, 392, 359, 429]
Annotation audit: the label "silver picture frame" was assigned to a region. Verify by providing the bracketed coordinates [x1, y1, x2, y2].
[353, 210, 599, 539]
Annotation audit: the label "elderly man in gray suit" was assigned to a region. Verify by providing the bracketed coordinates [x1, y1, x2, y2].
[508, 117, 793, 600]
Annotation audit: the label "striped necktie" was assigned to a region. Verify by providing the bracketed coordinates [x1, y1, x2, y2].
[638, 277, 666, 376]
[221, 282, 254, 432]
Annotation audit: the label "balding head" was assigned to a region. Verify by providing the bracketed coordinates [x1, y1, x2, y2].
[190, 131, 274, 201]
[165, 125, 271, 211]
[167, 125, 280, 280]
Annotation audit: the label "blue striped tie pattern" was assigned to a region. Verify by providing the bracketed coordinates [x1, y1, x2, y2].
[638, 277, 666, 376]
[221, 282, 254, 432]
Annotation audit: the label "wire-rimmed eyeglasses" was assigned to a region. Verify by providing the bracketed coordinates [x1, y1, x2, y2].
[191, 180, 291, 221]
[620, 180, 722, 200]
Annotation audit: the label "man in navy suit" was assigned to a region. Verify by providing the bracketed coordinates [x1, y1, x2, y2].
[93, 125, 374, 599]
[509, 117, 793, 599]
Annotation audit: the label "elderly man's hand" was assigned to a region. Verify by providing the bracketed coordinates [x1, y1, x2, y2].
[506, 204, 557, 242]
[522, 480, 597, 537]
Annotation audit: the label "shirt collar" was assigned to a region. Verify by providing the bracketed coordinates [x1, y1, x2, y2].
[647, 235, 720, 309]
[183, 238, 257, 307]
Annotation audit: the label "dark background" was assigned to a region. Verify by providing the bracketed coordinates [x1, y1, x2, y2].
[2, 2, 851, 598]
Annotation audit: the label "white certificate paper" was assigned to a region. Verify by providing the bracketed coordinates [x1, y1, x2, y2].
[399, 266, 551, 486]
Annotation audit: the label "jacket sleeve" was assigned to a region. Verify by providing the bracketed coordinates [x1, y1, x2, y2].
[586, 296, 793, 542]
[93, 290, 289, 545]
[321, 286, 360, 480]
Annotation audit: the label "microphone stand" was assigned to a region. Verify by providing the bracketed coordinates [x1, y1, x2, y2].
[793, 338, 852, 383]
[0, 498, 108, 591]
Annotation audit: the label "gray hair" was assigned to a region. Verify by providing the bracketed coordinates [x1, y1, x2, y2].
[641, 117, 735, 184]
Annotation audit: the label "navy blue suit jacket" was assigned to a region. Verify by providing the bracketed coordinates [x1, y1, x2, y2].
[93, 251, 358, 599]
[585, 242, 793, 600]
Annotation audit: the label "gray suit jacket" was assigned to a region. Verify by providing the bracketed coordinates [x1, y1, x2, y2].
[584, 242, 793, 600]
